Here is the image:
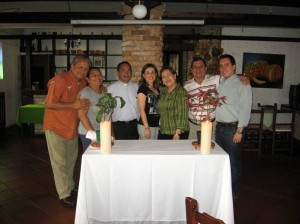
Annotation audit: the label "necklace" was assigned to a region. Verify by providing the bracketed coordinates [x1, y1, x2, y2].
[148, 86, 158, 95]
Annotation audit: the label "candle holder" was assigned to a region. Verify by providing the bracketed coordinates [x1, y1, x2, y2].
[96, 93, 125, 152]
[100, 121, 112, 153]
[200, 120, 212, 154]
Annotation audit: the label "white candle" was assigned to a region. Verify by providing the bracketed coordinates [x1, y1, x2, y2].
[100, 121, 112, 153]
[200, 120, 212, 154]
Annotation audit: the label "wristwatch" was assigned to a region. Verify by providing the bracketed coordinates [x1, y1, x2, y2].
[236, 129, 243, 134]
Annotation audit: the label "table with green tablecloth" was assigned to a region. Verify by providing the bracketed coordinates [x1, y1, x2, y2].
[16, 104, 45, 127]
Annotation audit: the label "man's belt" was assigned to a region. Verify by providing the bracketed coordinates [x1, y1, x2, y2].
[189, 118, 215, 126]
[114, 119, 137, 124]
[217, 121, 238, 127]
[188, 119, 199, 126]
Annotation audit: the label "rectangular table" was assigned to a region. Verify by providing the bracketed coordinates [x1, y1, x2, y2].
[16, 104, 45, 126]
[75, 140, 234, 224]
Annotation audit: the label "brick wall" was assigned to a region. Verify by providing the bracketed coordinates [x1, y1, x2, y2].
[122, 3, 165, 83]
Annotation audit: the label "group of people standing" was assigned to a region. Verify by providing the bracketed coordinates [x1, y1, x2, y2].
[43, 53, 252, 207]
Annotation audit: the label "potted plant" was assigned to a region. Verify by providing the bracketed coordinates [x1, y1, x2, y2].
[186, 88, 226, 121]
[186, 88, 226, 153]
[96, 93, 125, 122]
[95, 93, 125, 153]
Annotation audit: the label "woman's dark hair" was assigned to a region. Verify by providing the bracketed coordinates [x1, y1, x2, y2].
[139, 63, 160, 89]
[160, 66, 177, 76]
[87, 67, 102, 78]
[191, 55, 207, 68]
[219, 54, 236, 65]
[160, 66, 181, 85]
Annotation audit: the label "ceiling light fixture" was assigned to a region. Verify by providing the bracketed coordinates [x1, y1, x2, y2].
[132, 1, 147, 19]
[71, 19, 204, 26]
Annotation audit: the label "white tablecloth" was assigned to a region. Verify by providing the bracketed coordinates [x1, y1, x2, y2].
[75, 140, 234, 224]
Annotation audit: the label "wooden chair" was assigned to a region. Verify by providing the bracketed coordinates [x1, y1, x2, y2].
[244, 108, 264, 155]
[257, 103, 278, 146]
[185, 197, 225, 224]
[268, 106, 296, 155]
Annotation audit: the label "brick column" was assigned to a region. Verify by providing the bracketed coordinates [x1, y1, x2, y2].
[122, 3, 165, 83]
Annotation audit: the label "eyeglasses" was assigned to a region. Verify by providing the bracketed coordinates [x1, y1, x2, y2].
[192, 65, 206, 70]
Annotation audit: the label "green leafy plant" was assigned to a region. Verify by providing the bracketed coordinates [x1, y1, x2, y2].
[96, 93, 125, 122]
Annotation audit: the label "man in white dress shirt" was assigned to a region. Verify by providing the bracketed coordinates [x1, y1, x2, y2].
[107, 61, 139, 139]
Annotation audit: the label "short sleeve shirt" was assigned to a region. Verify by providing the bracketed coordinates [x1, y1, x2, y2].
[137, 84, 160, 127]
[78, 86, 104, 135]
[43, 71, 86, 140]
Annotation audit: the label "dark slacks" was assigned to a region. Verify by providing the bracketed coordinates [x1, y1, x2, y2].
[158, 131, 189, 140]
[216, 122, 244, 198]
[112, 120, 139, 140]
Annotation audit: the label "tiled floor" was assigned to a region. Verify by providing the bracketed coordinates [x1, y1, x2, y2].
[0, 126, 300, 224]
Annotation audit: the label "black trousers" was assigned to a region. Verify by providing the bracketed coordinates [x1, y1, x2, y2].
[158, 131, 189, 140]
[112, 120, 139, 140]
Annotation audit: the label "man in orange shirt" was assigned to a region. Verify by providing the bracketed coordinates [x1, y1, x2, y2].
[44, 56, 91, 207]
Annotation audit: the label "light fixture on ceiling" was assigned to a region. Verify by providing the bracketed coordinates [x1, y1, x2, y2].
[124, 0, 162, 20]
[132, 1, 147, 19]
[71, 19, 204, 26]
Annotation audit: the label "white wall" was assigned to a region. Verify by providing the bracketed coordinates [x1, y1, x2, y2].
[0, 40, 21, 127]
[221, 27, 300, 108]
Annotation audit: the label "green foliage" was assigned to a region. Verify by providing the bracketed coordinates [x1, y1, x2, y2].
[96, 93, 125, 122]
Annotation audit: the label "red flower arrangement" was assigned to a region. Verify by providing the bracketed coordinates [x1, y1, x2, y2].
[186, 88, 226, 121]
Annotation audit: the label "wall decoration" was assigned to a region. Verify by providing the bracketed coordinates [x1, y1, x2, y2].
[194, 39, 223, 76]
[93, 56, 104, 67]
[242, 53, 285, 89]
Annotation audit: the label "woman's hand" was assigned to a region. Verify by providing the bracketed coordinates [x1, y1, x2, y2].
[144, 127, 151, 139]
[101, 85, 108, 93]
[173, 134, 180, 140]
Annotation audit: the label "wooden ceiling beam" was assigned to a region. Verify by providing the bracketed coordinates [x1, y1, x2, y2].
[1, 11, 299, 28]
[0, 0, 299, 7]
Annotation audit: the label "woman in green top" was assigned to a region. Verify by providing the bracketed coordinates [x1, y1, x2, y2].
[158, 66, 189, 140]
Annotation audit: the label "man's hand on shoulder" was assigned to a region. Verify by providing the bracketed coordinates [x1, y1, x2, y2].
[238, 74, 250, 85]
[74, 97, 91, 110]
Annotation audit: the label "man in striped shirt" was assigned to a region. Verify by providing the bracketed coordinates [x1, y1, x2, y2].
[184, 56, 220, 140]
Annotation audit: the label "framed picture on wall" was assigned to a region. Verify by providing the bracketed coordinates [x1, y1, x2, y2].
[93, 56, 103, 67]
[242, 53, 285, 89]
